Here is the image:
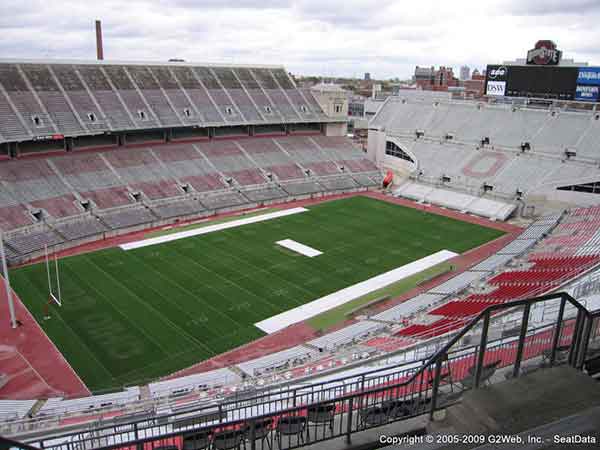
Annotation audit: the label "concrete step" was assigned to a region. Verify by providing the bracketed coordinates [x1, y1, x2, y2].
[418, 366, 600, 449]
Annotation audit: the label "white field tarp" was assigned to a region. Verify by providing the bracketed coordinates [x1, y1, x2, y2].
[276, 239, 322, 257]
[120, 207, 309, 251]
[255, 249, 458, 333]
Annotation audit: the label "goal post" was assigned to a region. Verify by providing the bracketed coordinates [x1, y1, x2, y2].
[49, 292, 61, 307]
[54, 251, 62, 307]
[43, 245, 62, 320]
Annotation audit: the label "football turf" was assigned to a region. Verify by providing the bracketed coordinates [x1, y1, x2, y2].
[10, 196, 504, 392]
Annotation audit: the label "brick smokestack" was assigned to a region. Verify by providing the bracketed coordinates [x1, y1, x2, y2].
[95, 20, 104, 60]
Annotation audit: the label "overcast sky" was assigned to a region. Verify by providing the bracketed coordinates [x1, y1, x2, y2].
[1, 0, 599, 79]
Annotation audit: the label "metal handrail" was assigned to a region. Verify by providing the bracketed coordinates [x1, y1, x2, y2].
[17, 291, 596, 450]
[3, 302, 580, 439]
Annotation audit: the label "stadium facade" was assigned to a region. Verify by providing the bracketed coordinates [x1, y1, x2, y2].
[368, 42, 600, 220]
[0, 60, 383, 265]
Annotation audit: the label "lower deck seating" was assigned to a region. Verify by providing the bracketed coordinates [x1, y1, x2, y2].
[38, 388, 141, 416]
[150, 199, 207, 219]
[5, 227, 64, 255]
[489, 269, 580, 286]
[316, 176, 358, 191]
[199, 191, 248, 210]
[307, 321, 386, 351]
[98, 207, 156, 230]
[242, 185, 287, 203]
[148, 368, 241, 398]
[54, 217, 108, 240]
[0, 400, 36, 420]
[395, 318, 467, 338]
[429, 300, 501, 317]
[352, 173, 380, 188]
[371, 293, 446, 322]
[466, 284, 544, 302]
[391, 209, 596, 340]
[281, 180, 323, 196]
[236, 345, 319, 377]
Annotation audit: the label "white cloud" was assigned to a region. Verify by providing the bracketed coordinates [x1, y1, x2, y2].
[0, 0, 598, 78]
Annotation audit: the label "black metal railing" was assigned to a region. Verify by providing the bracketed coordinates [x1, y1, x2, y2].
[11, 292, 600, 450]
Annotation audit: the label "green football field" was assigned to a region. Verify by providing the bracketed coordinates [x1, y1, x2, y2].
[10, 196, 504, 392]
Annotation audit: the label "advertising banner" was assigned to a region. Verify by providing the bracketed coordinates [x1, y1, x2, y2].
[486, 81, 506, 96]
[577, 67, 600, 86]
[575, 84, 600, 102]
[487, 66, 508, 81]
[485, 65, 508, 97]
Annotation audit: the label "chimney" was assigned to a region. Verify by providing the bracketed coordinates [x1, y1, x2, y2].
[95, 20, 104, 60]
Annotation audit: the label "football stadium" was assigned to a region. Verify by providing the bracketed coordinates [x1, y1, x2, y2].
[0, 26, 600, 450]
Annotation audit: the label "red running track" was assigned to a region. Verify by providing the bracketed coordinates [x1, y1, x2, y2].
[0, 276, 90, 399]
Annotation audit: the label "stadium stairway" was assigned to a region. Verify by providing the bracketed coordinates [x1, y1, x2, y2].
[421, 366, 600, 449]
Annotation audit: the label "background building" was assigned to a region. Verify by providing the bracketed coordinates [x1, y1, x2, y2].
[310, 82, 349, 135]
[413, 65, 459, 91]
[460, 65, 471, 81]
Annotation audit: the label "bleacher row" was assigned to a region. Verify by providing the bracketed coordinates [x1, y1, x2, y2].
[374, 98, 600, 200]
[0, 62, 331, 142]
[0, 135, 382, 263]
[390, 208, 600, 340]
[7, 206, 599, 427]
[373, 97, 600, 160]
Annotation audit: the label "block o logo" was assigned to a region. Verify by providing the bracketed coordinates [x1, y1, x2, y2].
[527, 40, 562, 65]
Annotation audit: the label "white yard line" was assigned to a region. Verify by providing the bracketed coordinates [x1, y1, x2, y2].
[254, 249, 458, 334]
[120, 207, 309, 251]
[276, 239, 322, 257]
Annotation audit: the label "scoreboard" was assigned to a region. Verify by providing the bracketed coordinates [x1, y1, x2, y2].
[484, 41, 599, 102]
[485, 65, 582, 101]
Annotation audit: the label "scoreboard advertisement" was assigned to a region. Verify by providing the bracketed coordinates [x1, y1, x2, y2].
[485, 64, 581, 101]
[484, 41, 599, 103]
[576, 67, 600, 102]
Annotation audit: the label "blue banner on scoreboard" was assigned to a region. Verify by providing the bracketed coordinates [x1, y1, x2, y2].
[577, 67, 600, 86]
[575, 84, 600, 102]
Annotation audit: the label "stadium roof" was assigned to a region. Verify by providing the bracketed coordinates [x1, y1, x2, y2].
[0, 58, 284, 69]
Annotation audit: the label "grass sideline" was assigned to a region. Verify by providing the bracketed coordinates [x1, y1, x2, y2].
[307, 261, 454, 332]
[10, 196, 504, 391]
